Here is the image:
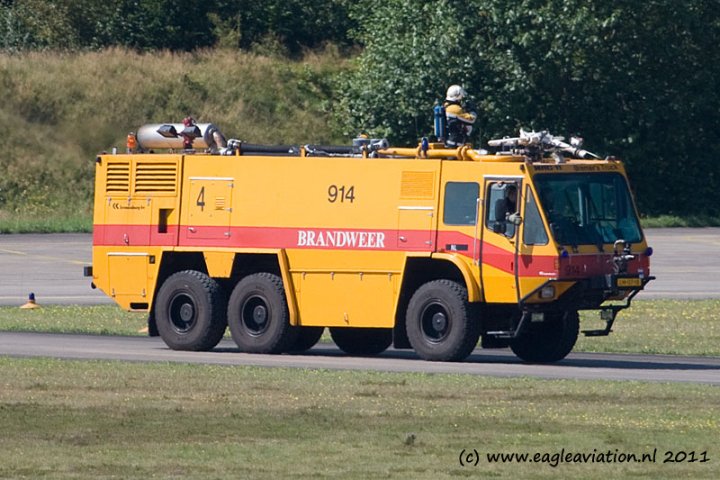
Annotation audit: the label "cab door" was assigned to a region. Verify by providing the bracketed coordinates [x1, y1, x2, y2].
[438, 181, 480, 260]
[480, 178, 522, 303]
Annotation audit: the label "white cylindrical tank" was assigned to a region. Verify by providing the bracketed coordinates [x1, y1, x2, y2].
[136, 123, 224, 150]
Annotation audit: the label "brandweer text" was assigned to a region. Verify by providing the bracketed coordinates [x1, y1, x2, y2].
[297, 230, 386, 248]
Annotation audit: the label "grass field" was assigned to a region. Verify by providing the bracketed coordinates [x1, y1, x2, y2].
[1, 301, 719, 478]
[2, 299, 719, 356]
[0, 357, 717, 479]
[0, 48, 348, 232]
[0, 305, 148, 336]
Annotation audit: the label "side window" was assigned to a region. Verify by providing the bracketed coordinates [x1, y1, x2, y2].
[523, 186, 549, 245]
[485, 182, 518, 237]
[443, 182, 479, 225]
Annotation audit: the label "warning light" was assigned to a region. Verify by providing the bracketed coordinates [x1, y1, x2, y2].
[127, 132, 137, 153]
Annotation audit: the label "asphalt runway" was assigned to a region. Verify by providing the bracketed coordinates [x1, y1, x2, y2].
[0, 229, 719, 383]
[2, 332, 719, 385]
[0, 233, 111, 306]
[641, 227, 720, 298]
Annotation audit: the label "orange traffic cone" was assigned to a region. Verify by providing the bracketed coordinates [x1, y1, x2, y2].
[20, 292, 41, 309]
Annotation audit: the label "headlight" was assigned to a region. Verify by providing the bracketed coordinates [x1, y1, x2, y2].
[540, 285, 555, 299]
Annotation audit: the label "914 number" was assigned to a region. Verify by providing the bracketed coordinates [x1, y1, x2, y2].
[328, 184, 355, 203]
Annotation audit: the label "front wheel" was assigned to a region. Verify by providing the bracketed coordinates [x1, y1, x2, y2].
[405, 280, 480, 361]
[227, 273, 297, 354]
[510, 311, 579, 363]
[154, 270, 227, 351]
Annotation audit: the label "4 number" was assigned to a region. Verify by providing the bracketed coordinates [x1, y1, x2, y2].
[196, 187, 206, 211]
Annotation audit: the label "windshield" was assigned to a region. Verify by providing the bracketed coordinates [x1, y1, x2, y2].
[534, 172, 642, 247]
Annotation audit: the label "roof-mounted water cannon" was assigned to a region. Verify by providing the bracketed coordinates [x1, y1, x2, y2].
[352, 136, 389, 157]
[487, 129, 599, 162]
[137, 121, 227, 153]
[156, 123, 201, 147]
[562, 134, 599, 160]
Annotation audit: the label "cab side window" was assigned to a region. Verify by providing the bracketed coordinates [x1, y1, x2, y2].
[486, 182, 518, 237]
[443, 182, 479, 225]
[523, 186, 549, 245]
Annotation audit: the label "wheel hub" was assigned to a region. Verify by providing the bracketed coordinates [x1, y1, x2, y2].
[179, 303, 194, 322]
[253, 305, 268, 326]
[241, 296, 271, 336]
[431, 312, 447, 333]
[168, 293, 196, 334]
[420, 302, 450, 343]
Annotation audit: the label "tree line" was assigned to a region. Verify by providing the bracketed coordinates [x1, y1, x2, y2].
[0, 0, 351, 54]
[2, 0, 718, 216]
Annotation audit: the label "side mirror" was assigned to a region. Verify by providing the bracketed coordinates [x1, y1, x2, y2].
[508, 213, 522, 226]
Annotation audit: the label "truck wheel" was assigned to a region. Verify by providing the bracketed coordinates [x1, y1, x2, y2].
[510, 311, 579, 363]
[227, 273, 298, 354]
[329, 327, 392, 356]
[154, 270, 227, 351]
[288, 327, 325, 353]
[406, 280, 480, 361]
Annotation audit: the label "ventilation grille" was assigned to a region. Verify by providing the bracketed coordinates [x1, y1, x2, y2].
[105, 162, 130, 193]
[400, 171, 435, 199]
[134, 162, 177, 193]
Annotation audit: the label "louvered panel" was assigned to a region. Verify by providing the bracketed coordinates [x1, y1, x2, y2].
[106, 162, 130, 193]
[134, 162, 177, 193]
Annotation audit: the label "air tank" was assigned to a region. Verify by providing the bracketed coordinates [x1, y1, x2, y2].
[136, 123, 224, 150]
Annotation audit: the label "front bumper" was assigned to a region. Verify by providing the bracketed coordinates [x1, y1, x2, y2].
[483, 274, 656, 339]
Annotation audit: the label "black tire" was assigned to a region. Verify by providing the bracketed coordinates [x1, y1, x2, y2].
[146, 311, 159, 337]
[329, 327, 392, 356]
[510, 311, 579, 363]
[227, 273, 298, 354]
[288, 327, 325, 353]
[154, 270, 227, 351]
[405, 279, 480, 361]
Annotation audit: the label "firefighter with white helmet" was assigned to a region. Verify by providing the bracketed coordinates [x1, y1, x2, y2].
[443, 84, 477, 147]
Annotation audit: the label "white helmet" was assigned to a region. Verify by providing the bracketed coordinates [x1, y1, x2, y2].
[446, 84, 466, 102]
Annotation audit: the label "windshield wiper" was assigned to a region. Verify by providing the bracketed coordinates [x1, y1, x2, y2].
[592, 228, 604, 253]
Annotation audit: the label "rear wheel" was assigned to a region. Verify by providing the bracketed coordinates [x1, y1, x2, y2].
[510, 311, 579, 363]
[406, 280, 480, 361]
[154, 270, 226, 351]
[227, 273, 297, 354]
[288, 327, 325, 353]
[329, 327, 392, 356]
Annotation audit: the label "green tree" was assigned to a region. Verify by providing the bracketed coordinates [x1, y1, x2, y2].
[335, 1, 473, 139]
[213, 0, 352, 55]
[0, 0, 79, 50]
[338, 0, 720, 215]
[1, 0, 352, 53]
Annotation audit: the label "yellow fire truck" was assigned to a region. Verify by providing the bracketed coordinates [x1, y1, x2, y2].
[87, 125, 653, 362]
